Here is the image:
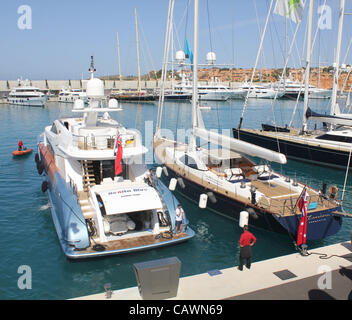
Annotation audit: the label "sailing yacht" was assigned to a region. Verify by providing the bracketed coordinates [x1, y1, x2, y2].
[234, 0, 352, 170]
[154, 0, 349, 246]
[36, 57, 194, 259]
[110, 8, 158, 103]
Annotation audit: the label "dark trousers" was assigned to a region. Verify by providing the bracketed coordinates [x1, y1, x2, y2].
[239, 245, 252, 270]
[239, 256, 251, 270]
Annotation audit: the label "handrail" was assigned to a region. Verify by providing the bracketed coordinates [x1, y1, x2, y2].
[71, 133, 135, 150]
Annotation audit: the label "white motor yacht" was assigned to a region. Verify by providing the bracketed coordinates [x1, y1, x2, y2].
[240, 81, 285, 99]
[35, 57, 194, 259]
[58, 87, 88, 104]
[8, 79, 47, 106]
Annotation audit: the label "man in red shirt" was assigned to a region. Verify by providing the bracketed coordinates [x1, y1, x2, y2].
[18, 139, 24, 151]
[238, 225, 256, 271]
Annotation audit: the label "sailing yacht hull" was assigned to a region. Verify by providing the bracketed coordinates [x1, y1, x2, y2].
[233, 128, 352, 170]
[161, 165, 342, 240]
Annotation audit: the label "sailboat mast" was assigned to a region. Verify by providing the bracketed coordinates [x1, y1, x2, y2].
[135, 7, 142, 92]
[117, 32, 122, 91]
[330, 0, 345, 118]
[301, 0, 314, 133]
[238, 0, 274, 130]
[189, 0, 199, 151]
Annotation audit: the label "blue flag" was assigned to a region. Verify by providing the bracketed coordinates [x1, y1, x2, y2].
[184, 40, 193, 70]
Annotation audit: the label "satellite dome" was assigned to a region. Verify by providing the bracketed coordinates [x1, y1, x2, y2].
[87, 77, 104, 98]
[206, 52, 216, 65]
[73, 99, 84, 110]
[108, 98, 118, 109]
[176, 50, 186, 64]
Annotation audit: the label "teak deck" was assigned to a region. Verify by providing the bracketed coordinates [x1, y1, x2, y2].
[153, 137, 338, 217]
[82, 232, 187, 253]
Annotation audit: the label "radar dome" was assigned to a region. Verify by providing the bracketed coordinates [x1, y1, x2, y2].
[176, 50, 186, 64]
[206, 52, 216, 65]
[73, 99, 84, 110]
[108, 98, 119, 109]
[87, 78, 104, 98]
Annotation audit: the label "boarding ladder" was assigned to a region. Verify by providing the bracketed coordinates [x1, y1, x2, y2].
[81, 160, 96, 192]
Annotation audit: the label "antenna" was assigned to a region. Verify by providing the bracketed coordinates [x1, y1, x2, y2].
[88, 56, 96, 79]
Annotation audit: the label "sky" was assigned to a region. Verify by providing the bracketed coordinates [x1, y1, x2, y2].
[0, 0, 351, 80]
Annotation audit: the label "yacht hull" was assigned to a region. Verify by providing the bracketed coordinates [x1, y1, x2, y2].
[8, 96, 47, 107]
[233, 128, 351, 170]
[161, 166, 342, 241]
[37, 143, 195, 259]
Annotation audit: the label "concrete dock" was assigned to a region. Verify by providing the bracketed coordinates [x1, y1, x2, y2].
[73, 241, 352, 300]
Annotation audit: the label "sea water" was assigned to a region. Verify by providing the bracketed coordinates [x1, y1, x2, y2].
[0, 98, 351, 299]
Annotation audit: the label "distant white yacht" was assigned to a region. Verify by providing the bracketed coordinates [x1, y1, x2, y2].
[58, 87, 88, 104]
[240, 81, 285, 99]
[8, 79, 47, 107]
[273, 77, 331, 100]
[173, 74, 233, 101]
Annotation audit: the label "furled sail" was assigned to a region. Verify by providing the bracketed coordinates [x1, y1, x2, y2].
[193, 127, 287, 164]
[306, 107, 352, 127]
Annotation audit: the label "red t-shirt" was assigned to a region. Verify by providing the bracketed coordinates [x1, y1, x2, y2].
[239, 230, 256, 247]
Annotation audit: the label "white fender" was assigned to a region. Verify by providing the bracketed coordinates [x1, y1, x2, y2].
[169, 178, 177, 191]
[156, 166, 163, 178]
[162, 166, 169, 176]
[199, 194, 208, 209]
[239, 211, 249, 228]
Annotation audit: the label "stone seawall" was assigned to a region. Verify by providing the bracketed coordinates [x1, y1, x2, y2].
[0, 80, 242, 92]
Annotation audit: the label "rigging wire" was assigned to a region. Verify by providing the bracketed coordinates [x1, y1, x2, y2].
[206, 0, 213, 53]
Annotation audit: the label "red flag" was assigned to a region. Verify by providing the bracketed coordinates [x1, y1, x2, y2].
[114, 135, 123, 176]
[296, 187, 308, 246]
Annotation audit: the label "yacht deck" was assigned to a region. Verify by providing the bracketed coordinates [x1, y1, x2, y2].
[80, 232, 188, 254]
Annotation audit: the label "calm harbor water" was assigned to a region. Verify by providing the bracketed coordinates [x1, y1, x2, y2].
[0, 98, 351, 300]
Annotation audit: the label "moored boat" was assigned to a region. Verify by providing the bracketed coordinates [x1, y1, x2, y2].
[154, 0, 350, 250]
[36, 57, 195, 259]
[12, 148, 32, 156]
[8, 79, 47, 107]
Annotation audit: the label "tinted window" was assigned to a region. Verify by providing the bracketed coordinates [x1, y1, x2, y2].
[316, 134, 352, 143]
[179, 154, 198, 169]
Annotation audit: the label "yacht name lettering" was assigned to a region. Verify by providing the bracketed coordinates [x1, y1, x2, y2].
[108, 188, 148, 196]
[307, 214, 330, 221]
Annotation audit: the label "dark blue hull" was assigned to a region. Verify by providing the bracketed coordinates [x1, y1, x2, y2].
[163, 166, 342, 241]
[233, 128, 351, 170]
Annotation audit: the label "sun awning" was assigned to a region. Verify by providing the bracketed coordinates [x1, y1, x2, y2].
[97, 186, 163, 215]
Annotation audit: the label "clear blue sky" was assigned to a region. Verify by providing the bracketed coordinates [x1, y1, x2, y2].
[0, 0, 351, 80]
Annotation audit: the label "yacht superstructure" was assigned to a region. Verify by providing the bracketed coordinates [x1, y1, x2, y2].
[36, 57, 194, 259]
